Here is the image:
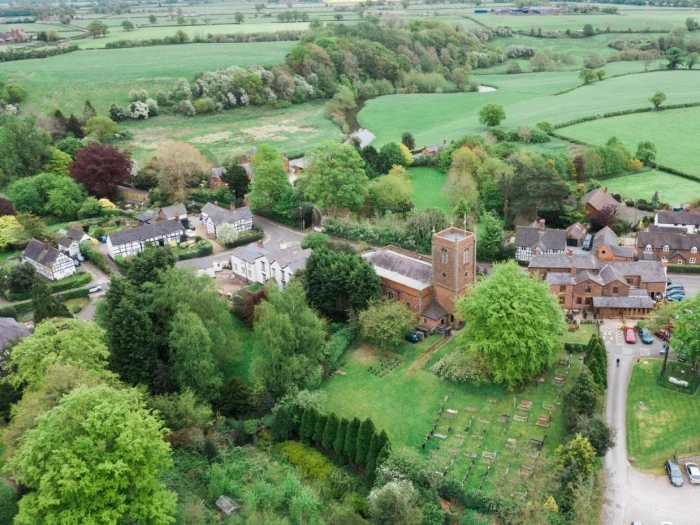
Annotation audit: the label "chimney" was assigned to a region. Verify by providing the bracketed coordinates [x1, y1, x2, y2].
[43, 238, 49, 251]
[230, 200, 236, 211]
[538, 218, 545, 231]
[570, 263, 576, 278]
[257, 239, 264, 249]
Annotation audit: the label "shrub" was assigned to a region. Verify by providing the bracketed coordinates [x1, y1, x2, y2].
[276, 440, 336, 481]
[80, 241, 111, 275]
[0, 306, 17, 319]
[193, 97, 216, 113]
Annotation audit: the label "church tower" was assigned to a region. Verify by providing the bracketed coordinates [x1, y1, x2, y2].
[431, 227, 476, 320]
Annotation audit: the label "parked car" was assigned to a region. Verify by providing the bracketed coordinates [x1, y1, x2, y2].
[185, 229, 196, 238]
[76, 253, 85, 262]
[666, 285, 685, 294]
[685, 462, 700, 485]
[638, 328, 654, 345]
[73, 259, 80, 267]
[665, 459, 684, 486]
[97, 234, 108, 243]
[624, 327, 637, 344]
[654, 329, 671, 341]
[405, 332, 421, 344]
[582, 233, 593, 251]
[88, 285, 103, 294]
[667, 294, 685, 302]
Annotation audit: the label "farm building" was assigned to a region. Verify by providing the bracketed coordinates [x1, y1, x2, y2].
[22, 239, 77, 281]
[106, 221, 185, 259]
[57, 227, 92, 258]
[201, 203, 253, 238]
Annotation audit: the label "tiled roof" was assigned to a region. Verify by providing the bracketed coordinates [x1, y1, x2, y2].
[592, 295, 655, 309]
[202, 203, 252, 227]
[566, 222, 587, 240]
[23, 239, 60, 267]
[230, 245, 268, 264]
[607, 261, 667, 283]
[0, 317, 30, 350]
[546, 273, 575, 286]
[582, 188, 619, 211]
[363, 248, 433, 291]
[422, 299, 448, 320]
[176, 254, 230, 271]
[515, 226, 567, 252]
[529, 253, 598, 270]
[269, 246, 311, 271]
[159, 203, 187, 220]
[637, 231, 700, 251]
[108, 220, 184, 246]
[599, 264, 628, 285]
[592, 226, 618, 249]
[576, 270, 603, 285]
[66, 227, 88, 242]
[210, 167, 227, 179]
[656, 210, 700, 226]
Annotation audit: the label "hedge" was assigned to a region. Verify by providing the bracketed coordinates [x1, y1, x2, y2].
[176, 239, 214, 261]
[667, 264, 700, 274]
[220, 228, 264, 250]
[554, 101, 700, 130]
[564, 343, 587, 353]
[12, 287, 92, 316]
[79, 241, 111, 275]
[5, 272, 92, 301]
[104, 30, 302, 49]
[0, 44, 79, 63]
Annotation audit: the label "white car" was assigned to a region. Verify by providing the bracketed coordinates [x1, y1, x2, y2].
[185, 229, 196, 238]
[88, 285, 103, 294]
[685, 462, 700, 485]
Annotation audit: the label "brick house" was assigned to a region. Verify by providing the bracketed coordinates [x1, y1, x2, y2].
[363, 227, 476, 329]
[566, 222, 587, 247]
[209, 167, 228, 191]
[591, 226, 635, 262]
[636, 228, 700, 265]
[581, 187, 619, 219]
[514, 219, 567, 262]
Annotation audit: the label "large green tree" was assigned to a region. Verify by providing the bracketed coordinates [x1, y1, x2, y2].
[355, 418, 376, 466]
[248, 144, 296, 218]
[6, 386, 176, 524]
[0, 116, 52, 180]
[358, 299, 415, 350]
[253, 281, 327, 398]
[563, 365, 598, 431]
[476, 211, 504, 261]
[124, 246, 177, 287]
[368, 481, 422, 525]
[456, 261, 565, 387]
[669, 292, 700, 368]
[30, 280, 72, 326]
[478, 103, 506, 127]
[299, 142, 368, 214]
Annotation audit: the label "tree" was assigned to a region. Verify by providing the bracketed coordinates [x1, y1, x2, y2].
[221, 163, 250, 201]
[584, 51, 606, 69]
[478, 103, 506, 127]
[378, 142, 408, 173]
[248, 146, 296, 218]
[0, 196, 15, 216]
[578, 68, 599, 85]
[31, 280, 71, 326]
[6, 317, 108, 389]
[366, 430, 389, 478]
[6, 386, 176, 524]
[86, 20, 109, 37]
[687, 16, 699, 31]
[563, 366, 598, 431]
[333, 418, 348, 456]
[84, 116, 118, 142]
[574, 416, 615, 456]
[298, 142, 368, 214]
[124, 246, 177, 287]
[15, 214, 45, 240]
[7, 263, 36, 293]
[367, 174, 413, 215]
[664, 47, 685, 69]
[252, 281, 327, 398]
[43, 148, 73, 177]
[69, 142, 132, 199]
[149, 14, 157, 24]
[0, 215, 22, 250]
[169, 308, 223, 401]
[401, 132, 415, 150]
[0, 116, 52, 180]
[358, 299, 415, 350]
[476, 211, 504, 261]
[582, 23, 595, 36]
[235, 11, 245, 23]
[44, 176, 85, 219]
[557, 434, 596, 478]
[669, 293, 700, 368]
[304, 249, 381, 320]
[322, 412, 339, 449]
[146, 142, 209, 202]
[56, 136, 84, 159]
[177, 15, 185, 25]
[301, 231, 330, 251]
[583, 336, 607, 390]
[636, 140, 657, 164]
[355, 418, 376, 466]
[122, 20, 135, 31]
[456, 261, 565, 387]
[343, 417, 361, 462]
[216, 222, 239, 247]
[530, 50, 556, 72]
[368, 481, 422, 525]
[687, 51, 700, 69]
[313, 413, 328, 444]
[591, 204, 618, 230]
[300, 407, 317, 444]
[451, 67, 469, 90]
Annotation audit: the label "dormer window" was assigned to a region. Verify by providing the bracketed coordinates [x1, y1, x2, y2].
[692, 246, 698, 254]
[662, 245, 670, 252]
[645, 244, 652, 252]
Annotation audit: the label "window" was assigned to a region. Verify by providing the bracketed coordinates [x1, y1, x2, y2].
[662, 245, 670, 252]
[441, 271, 447, 279]
[645, 244, 653, 252]
[585, 297, 592, 305]
[406, 302, 411, 308]
[662, 256, 668, 262]
[422, 317, 427, 324]
[464, 271, 469, 277]
[691, 258, 697, 264]
[676, 260, 683, 264]
[612, 286, 619, 295]
[576, 297, 582, 305]
[559, 286, 566, 292]
[387, 291, 394, 299]
[584, 286, 591, 293]
[261, 261, 266, 270]
[692, 246, 698, 254]
[559, 296, 565, 305]
[271, 267, 276, 277]
[463, 247, 469, 263]
[441, 248, 448, 264]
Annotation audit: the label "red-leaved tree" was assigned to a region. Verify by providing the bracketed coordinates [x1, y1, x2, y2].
[0, 197, 16, 216]
[69, 143, 132, 199]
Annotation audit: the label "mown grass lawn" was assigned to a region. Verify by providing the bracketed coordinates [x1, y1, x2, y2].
[603, 170, 700, 205]
[322, 333, 577, 491]
[559, 323, 598, 345]
[408, 167, 451, 214]
[626, 359, 700, 472]
[225, 316, 256, 384]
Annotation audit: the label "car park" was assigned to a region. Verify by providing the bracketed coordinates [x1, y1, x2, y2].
[638, 328, 654, 345]
[685, 462, 700, 485]
[665, 460, 684, 487]
[624, 327, 637, 344]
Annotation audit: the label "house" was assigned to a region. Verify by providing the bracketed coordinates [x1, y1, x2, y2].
[158, 203, 188, 223]
[421, 140, 447, 156]
[176, 253, 231, 278]
[529, 252, 666, 318]
[209, 167, 228, 191]
[581, 187, 619, 219]
[230, 241, 311, 289]
[0, 317, 31, 375]
[636, 229, 700, 265]
[107, 221, 185, 259]
[22, 239, 77, 281]
[116, 185, 149, 206]
[566, 222, 588, 247]
[363, 227, 476, 329]
[201, 203, 253, 238]
[514, 219, 567, 262]
[654, 210, 700, 234]
[590, 226, 635, 261]
[57, 227, 92, 258]
[135, 210, 157, 224]
[0, 29, 28, 44]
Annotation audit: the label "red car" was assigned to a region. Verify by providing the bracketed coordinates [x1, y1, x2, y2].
[654, 329, 671, 341]
[624, 327, 637, 344]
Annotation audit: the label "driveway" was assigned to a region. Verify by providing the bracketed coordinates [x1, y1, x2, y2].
[253, 215, 306, 251]
[600, 319, 700, 525]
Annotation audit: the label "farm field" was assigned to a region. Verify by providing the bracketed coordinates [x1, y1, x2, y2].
[558, 106, 700, 179]
[602, 171, 700, 205]
[408, 167, 451, 214]
[124, 102, 342, 165]
[322, 334, 576, 491]
[626, 359, 700, 473]
[0, 41, 295, 114]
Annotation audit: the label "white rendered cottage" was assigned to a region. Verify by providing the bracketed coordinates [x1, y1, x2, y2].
[22, 239, 77, 281]
[230, 242, 310, 290]
[201, 203, 253, 238]
[57, 227, 92, 258]
[107, 221, 185, 259]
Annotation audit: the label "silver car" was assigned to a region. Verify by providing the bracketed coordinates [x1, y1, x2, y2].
[685, 462, 700, 485]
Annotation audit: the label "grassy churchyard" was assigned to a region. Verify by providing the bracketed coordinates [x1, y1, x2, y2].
[626, 359, 700, 473]
[322, 328, 590, 493]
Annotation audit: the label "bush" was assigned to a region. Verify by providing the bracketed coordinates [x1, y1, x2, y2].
[564, 343, 587, 353]
[193, 97, 216, 113]
[70, 304, 83, 314]
[0, 482, 18, 524]
[79, 241, 111, 275]
[667, 264, 700, 273]
[6, 272, 92, 301]
[176, 239, 214, 261]
[57, 287, 90, 301]
[276, 440, 336, 481]
[0, 306, 17, 319]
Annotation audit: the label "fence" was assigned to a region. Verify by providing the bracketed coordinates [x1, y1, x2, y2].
[656, 361, 700, 395]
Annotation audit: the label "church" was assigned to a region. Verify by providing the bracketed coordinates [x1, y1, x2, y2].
[362, 227, 476, 329]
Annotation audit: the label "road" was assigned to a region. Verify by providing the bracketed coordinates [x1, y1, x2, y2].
[600, 319, 700, 525]
[667, 272, 700, 298]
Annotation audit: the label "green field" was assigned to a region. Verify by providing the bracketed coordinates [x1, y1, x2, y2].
[558, 107, 700, 179]
[408, 167, 451, 214]
[0, 42, 295, 115]
[603, 171, 700, 205]
[124, 101, 342, 165]
[322, 334, 577, 491]
[626, 359, 700, 472]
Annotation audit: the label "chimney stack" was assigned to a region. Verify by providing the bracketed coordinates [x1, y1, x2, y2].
[538, 218, 545, 231]
[43, 238, 50, 251]
[257, 239, 264, 249]
[570, 263, 576, 278]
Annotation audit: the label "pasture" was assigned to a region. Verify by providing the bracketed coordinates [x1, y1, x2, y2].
[408, 167, 451, 214]
[0, 41, 295, 115]
[603, 171, 700, 205]
[124, 102, 342, 165]
[626, 359, 700, 472]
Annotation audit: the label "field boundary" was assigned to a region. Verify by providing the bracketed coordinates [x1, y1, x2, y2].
[407, 335, 451, 373]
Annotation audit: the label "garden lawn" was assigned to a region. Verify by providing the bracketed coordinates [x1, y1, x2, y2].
[558, 106, 700, 181]
[559, 323, 598, 345]
[626, 359, 700, 472]
[125, 102, 342, 165]
[322, 334, 577, 491]
[0, 41, 295, 115]
[408, 167, 450, 214]
[603, 171, 700, 205]
[225, 316, 256, 384]
[358, 70, 700, 149]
